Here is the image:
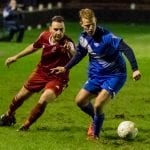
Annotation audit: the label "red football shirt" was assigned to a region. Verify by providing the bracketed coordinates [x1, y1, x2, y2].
[33, 31, 74, 81]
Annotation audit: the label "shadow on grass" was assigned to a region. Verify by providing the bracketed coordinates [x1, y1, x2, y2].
[36, 125, 84, 133]
[17, 121, 149, 146]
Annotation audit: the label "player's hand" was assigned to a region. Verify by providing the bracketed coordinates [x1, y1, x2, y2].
[50, 67, 66, 74]
[64, 42, 71, 51]
[5, 56, 17, 67]
[132, 70, 141, 81]
[60, 41, 72, 53]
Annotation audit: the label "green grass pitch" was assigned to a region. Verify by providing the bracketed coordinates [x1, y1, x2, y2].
[0, 22, 150, 150]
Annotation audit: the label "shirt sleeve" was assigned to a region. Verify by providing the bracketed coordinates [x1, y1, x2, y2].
[33, 32, 45, 48]
[118, 40, 138, 71]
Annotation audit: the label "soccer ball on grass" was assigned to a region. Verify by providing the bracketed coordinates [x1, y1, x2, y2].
[117, 121, 138, 139]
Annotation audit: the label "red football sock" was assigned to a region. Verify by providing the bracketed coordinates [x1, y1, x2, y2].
[7, 96, 26, 116]
[23, 102, 47, 129]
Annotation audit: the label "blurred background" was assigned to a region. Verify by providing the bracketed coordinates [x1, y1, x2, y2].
[0, 0, 150, 29]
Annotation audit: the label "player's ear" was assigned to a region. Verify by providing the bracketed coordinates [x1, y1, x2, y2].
[49, 26, 51, 31]
[80, 21, 83, 27]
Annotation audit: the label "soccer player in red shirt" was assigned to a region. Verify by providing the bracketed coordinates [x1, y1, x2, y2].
[0, 16, 75, 131]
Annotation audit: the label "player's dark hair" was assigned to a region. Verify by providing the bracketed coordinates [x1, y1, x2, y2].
[51, 16, 64, 23]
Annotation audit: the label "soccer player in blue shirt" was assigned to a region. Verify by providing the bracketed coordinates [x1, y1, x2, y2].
[51, 8, 141, 140]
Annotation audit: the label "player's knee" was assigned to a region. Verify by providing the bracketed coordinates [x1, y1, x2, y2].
[76, 100, 82, 107]
[93, 103, 103, 114]
[75, 97, 87, 108]
[39, 89, 56, 103]
[75, 97, 81, 106]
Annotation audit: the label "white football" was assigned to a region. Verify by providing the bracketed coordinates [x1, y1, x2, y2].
[117, 121, 138, 139]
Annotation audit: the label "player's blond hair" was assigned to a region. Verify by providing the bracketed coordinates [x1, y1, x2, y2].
[79, 8, 96, 22]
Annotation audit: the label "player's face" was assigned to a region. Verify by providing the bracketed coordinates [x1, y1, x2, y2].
[80, 17, 96, 36]
[50, 21, 65, 42]
[9, 0, 17, 7]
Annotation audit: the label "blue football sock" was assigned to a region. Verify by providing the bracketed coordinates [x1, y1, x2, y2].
[93, 113, 105, 137]
[80, 103, 94, 119]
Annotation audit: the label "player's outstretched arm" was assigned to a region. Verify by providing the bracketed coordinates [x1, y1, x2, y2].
[118, 41, 141, 81]
[5, 44, 38, 67]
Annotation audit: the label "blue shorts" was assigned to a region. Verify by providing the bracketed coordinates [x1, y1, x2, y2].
[83, 74, 127, 97]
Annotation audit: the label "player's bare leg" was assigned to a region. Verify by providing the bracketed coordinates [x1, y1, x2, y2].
[18, 89, 56, 131]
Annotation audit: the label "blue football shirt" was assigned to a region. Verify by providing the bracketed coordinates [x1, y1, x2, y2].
[76, 26, 126, 78]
